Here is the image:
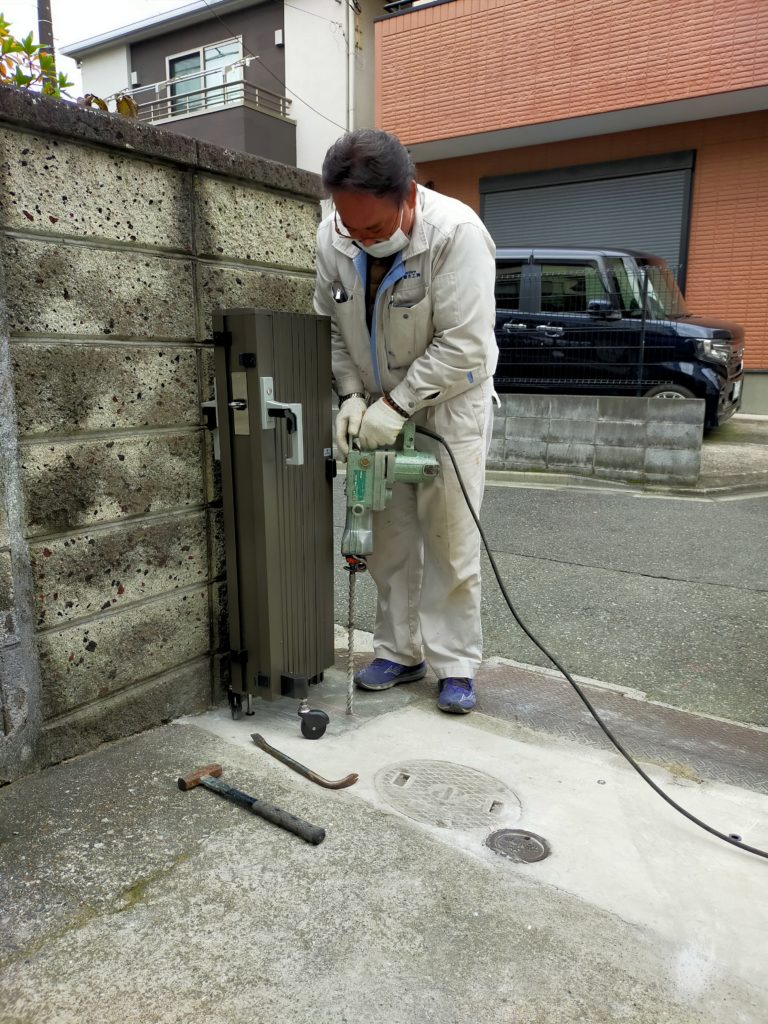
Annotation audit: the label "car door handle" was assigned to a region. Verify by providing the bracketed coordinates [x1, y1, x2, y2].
[503, 322, 529, 332]
[535, 325, 564, 336]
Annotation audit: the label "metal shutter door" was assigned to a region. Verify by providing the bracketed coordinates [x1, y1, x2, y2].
[483, 169, 689, 272]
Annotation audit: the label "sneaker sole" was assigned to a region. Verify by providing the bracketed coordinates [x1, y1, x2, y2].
[437, 703, 473, 714]
[355, 669, 426, 691]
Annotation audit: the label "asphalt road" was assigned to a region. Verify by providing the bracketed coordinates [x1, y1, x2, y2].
[333, 480, 768, 727]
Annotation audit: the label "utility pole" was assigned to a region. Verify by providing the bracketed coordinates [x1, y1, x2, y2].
[37, 0, 57, 83]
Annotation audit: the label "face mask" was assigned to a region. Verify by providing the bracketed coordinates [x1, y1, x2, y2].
[355, 206, 410, 258]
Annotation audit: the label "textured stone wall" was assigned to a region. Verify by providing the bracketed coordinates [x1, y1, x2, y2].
[0, 88, 322, 780]
[489, 395, 704, 484]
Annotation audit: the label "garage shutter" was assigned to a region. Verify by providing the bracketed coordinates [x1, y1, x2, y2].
[481, 152, 694, 280]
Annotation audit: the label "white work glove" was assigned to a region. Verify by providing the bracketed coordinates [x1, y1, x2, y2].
[358, 397, 407, 450]
[335, 395, 367, 459]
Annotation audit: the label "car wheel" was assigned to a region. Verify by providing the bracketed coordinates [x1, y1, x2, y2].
[643, 384, 696, 400]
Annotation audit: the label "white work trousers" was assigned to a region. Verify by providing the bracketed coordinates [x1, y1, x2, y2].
[364, 381, 493, 680]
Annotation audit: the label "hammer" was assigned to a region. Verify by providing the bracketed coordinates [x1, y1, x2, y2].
[178, 764, 325, 845]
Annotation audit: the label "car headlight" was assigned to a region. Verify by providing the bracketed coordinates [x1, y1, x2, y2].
[697, 339, 730, 364]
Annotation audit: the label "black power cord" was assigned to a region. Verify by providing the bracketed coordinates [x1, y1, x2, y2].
[415, 424, 768, 862]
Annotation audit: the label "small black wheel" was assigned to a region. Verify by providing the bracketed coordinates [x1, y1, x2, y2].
[300, 709, 329, 740]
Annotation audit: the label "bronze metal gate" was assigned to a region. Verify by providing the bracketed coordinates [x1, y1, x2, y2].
[213, 308, 334, 705]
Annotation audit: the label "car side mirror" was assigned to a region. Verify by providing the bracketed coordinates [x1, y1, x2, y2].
[588, 299, 621, 320]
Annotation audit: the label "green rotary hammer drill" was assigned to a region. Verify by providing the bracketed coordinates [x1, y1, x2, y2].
[341, 420, 440, 567]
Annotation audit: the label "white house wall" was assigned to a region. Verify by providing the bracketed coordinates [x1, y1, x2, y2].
[353, 0, 381, 130]
[80, 46, 132, 100]
[284, 0, 349, 173]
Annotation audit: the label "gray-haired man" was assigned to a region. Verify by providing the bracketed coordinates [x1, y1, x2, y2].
[313, 128, 498, 714]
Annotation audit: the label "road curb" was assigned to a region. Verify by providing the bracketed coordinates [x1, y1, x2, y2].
[485, 468, 768, 496]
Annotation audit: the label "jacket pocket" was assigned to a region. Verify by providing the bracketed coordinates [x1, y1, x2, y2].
[385, 292, 433, 369]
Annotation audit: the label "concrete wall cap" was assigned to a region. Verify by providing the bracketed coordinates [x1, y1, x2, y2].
[0, 85, 323, 201]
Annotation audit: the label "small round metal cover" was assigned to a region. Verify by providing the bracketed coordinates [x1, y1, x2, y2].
[486, 829, 551, 863]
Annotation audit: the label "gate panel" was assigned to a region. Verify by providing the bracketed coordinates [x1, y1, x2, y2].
[213, 308, 334, 702]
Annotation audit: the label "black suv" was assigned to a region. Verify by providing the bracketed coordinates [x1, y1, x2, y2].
[494, 247, 744, 427]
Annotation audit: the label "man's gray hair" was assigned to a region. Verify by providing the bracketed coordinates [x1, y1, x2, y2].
[322, 128, 416, 203]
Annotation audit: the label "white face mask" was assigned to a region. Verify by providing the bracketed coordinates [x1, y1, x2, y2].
[355, 206, 410, 258]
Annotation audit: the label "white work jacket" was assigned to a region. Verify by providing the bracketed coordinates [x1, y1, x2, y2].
[313, 184, 498, 415]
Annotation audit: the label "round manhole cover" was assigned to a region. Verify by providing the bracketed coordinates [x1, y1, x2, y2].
[486, 829, 551, 863]
[374, 760, 521, 829]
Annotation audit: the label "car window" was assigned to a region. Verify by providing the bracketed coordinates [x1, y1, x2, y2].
[538, 263, 606, 314]
[605, 257, 642, 315]
[495, 261, 524, 309]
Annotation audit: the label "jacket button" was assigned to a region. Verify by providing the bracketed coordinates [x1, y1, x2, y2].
[403, 314, 409, 319]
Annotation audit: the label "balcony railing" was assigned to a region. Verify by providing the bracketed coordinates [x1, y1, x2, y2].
[129, 64, 291, 125]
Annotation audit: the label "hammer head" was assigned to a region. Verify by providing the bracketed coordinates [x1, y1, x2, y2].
[177, 763, 223, 791]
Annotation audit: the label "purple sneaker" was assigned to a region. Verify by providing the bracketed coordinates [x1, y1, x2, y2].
[437, 678, 476, 714]
[355, 658, 426, 691]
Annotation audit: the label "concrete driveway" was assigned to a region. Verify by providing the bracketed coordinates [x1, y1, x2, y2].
[1, 662, 766, 1024]
[2, 415, 766, 1024]
[699, 415, 768, 490]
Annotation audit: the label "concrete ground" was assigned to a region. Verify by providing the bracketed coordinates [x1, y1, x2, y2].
[2, 414, 766, 1024]
[698, 415, 768, 491]
[334, 412, 768, 727]
[1, 651, 767, 1024]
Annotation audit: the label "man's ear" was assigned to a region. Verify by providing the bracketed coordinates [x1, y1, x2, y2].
[407, 180, 418, 207]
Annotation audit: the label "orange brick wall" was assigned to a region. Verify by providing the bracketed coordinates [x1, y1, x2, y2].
[415, 112, 768, 370]
[376, 0, 768, 145]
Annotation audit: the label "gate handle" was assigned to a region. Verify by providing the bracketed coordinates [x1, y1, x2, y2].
[260, 376, 304, 466]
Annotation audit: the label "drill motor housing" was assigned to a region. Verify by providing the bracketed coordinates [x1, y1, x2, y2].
[341, 421, 440, 558]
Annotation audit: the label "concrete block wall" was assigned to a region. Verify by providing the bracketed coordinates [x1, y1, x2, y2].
[0, 88, 322, 780]
[489, 395, 704, 484]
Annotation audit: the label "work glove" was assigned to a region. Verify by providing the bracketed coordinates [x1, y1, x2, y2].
[358, 397, 407, 450]
[335, 395, 367, 459]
